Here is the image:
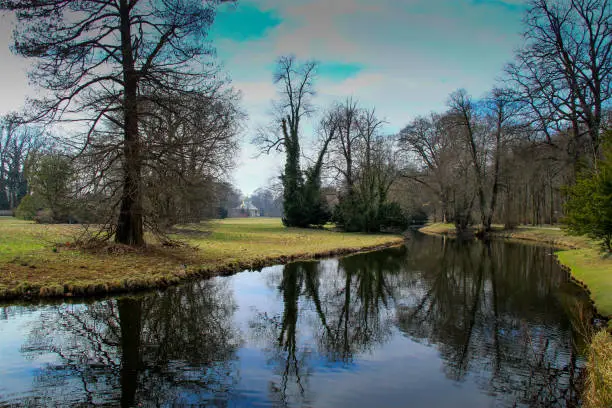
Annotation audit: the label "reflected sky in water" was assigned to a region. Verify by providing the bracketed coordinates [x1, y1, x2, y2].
[0, 234, 591, 407]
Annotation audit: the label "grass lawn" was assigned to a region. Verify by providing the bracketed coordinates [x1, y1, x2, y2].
[420, 223, 612, 318]
[0, 217, 403, 300]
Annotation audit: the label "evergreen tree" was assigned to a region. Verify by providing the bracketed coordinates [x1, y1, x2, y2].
[564, 136, 612, 251]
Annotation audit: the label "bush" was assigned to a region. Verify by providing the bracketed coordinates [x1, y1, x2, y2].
[333, 194, 366, 232]
[281, 170, 331, 228]
[301, 183, 331, 227]
[333, 196, 408, 233]
[67, 197, 107, 224]
[407, 208, 428, 225]
[14, 194, 44, 220]
[378, 202, 409, 230]
[33, 208, 55, 224]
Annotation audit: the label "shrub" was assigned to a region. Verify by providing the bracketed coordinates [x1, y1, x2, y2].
[407, 208, 428, 225]
[33, 208, 55, 224]
[218, 207, 228, 219]
[333, 194, 366, 232]
[14, 194, 44, 220]
[334, 196, 408, 233]
[377, 202, 409, 230]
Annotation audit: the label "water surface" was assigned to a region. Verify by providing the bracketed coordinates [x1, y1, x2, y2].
[0, 235, 591, 407]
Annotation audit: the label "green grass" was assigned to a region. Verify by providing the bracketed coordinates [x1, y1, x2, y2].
[417, 223, 456, 235]
[557, 249, 612, 318]
[179, 218, 400, 262]
[0, 217, 403, 300]
[0, 217, 75, 259]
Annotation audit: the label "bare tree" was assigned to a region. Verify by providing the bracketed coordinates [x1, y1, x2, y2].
[398, 113, 458, 223]
[1, 0, 234, 245]
[398, 87, 573, 230]
[355, 108, 388, 219]
[327, 98, 361, 191]
[250, 187, 282, 217]
[506, 0, 612, 167]
[331, 104, 402, 232]
[139, 90, 241, 229]
[481, 88, 524, 230]
[448, 89, 490, 232]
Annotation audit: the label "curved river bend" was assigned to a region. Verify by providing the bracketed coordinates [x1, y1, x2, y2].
[0, 234, 592, 407]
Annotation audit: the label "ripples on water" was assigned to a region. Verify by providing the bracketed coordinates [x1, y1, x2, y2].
[0, 234, 592, 407]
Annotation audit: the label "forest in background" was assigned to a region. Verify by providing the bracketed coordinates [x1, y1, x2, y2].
[0, 0, 609, 248]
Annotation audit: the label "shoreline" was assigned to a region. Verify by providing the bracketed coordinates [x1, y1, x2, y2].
[0, 237, 404, 303]
[419, 223, 584, 249]
[419, 223, 611, 324]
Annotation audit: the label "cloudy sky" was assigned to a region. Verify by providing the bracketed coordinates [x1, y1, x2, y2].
[0, 0, 527, 195]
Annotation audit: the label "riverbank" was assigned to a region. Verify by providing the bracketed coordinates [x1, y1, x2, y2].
[0, 217, 403, 301]
[419, 223, 611, 320]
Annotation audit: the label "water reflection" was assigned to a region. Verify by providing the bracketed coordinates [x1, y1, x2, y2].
[397, 236, 587, 406]
[250, 262, 313, 406]
[0, 235, 592, 407]
[249, 251, 406, 406]
[18, 280, 240, 406]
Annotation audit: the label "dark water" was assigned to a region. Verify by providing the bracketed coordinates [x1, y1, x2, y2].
[0, 234, 593, 407]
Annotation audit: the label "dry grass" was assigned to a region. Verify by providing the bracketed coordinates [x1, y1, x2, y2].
[501, 225, 592, 250]
[584, 330, 612, 408]
[0, 217, 403, 300]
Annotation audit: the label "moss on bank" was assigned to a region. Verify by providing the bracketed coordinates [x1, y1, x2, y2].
[0, 217, 403, 300]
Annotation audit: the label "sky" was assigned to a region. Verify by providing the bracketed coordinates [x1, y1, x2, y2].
[0, 0, 527, 196]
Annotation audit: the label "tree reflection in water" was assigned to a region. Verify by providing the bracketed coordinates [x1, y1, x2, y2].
[250, 247, 406, 407]
[397, 235, 589, 407]
[250, 237, 589, 407]
[19, 280, 240, 407]
[8, 236, 591, 407]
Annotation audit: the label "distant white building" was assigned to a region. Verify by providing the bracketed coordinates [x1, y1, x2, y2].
[229, 201, 260, 217]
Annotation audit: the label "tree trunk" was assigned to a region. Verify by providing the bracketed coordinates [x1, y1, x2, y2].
[116, 0, 144, 245]
[118, 298, 142, 407]
[485, 116, 503, 232]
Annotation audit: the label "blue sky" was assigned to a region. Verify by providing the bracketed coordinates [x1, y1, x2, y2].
[0, 0, 527, 195]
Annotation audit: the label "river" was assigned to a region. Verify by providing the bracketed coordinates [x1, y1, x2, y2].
[0, 234, 592, 407]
